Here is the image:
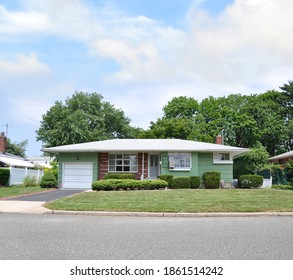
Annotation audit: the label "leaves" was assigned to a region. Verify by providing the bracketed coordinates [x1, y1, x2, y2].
[36, 91, 137, 148]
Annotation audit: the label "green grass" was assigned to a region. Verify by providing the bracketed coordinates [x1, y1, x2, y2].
[46, 189, 293, 213]
[0, 186, 48, 199]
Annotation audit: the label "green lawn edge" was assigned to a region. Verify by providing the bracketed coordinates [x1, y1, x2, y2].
[46, 189, 293, 213]
[0, 186, 49, 199]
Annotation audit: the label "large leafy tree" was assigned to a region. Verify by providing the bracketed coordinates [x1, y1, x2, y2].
[141, 82, 292, 156]
[36, 92, 139, 148]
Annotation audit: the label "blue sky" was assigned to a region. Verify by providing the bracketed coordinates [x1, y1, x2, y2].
[0, 0, 292, 156]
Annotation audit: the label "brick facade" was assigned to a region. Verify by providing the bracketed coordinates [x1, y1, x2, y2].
[0, 133, 7, 153]
[98, 152, 149, 180]
[98, 153, 109, 180]
[137, 153, 148, 180]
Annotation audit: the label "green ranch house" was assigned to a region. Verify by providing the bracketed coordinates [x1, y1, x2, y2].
[43, 138, 248, 189]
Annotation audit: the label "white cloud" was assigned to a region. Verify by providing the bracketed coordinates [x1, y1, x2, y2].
[0, 5, 51, 33]
[0, 53, 50, 76]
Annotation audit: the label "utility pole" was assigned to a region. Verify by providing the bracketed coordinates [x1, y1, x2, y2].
[1, 123, 11, 138]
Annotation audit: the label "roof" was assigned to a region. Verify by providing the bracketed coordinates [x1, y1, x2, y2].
[42, 139, 249, 156]
[0, 154, 35, 168]
[269, 151, 293, 162]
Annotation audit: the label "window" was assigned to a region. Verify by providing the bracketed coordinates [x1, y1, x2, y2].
[213, 153, 232, 164]
[168, 153, 191, 170]
[109, 154, 138, 172]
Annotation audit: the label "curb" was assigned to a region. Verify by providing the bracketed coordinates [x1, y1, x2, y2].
[45, 209, 293, 217]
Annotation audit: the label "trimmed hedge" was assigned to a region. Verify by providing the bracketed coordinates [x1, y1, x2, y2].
[272, 184, 293, 190]
[190, 176, 200, 189]
[239, 175, 263, 188]
[104, 173, 135, 180]
[172, 177, 191, 189]
[40, 172, 57, 188]
[92, 179, 168, 191]
[203, 171, 221, 189]
[0, 168, 10, 186]
[159, 175, 173, 188]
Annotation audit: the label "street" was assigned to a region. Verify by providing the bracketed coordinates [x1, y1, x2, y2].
[0, 213, 292, 260]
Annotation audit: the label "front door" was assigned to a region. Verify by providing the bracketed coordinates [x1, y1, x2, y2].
[149, 154, 159, 179]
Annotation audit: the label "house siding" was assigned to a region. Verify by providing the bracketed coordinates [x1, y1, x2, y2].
[58, 153, 98, 188]
[198, 153, 233, 183]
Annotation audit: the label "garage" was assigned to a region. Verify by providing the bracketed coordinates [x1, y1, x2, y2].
[62, 162, 93, 189]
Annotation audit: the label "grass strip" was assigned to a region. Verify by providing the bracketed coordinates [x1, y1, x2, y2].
[46, 189, 293, 213]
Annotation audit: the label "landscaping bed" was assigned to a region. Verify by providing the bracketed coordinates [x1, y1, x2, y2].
[46, 188, 293, 213]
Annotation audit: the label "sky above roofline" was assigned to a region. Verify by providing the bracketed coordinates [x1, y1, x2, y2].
[1, 0, 292, 156]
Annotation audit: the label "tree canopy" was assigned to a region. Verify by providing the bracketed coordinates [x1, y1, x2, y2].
[139, 81, 293, 156]
[6, 138, 28, 158]
[36, 91, 140, 148]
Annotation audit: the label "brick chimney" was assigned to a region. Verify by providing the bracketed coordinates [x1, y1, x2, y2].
[216, 134, 223, 145]
[0, 132, 7, 153]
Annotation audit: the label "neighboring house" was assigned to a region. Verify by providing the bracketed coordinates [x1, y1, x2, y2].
[27, 156, 54, 169]
[269, 151, 293, 164]
[43, 138, 249, 190]
[0, 133, 43, 185]
[0, 133, 34, 168]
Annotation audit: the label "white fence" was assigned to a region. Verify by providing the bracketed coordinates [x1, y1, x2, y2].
[7, 167, 44, 186]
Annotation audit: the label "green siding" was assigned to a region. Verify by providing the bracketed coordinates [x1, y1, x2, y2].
[198, 153, 233, 183]
[58, 153, 98, 187]
[160, 152, 233, 183]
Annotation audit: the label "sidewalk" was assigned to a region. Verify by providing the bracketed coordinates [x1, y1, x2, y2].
[1, 200, 293, 217]
[0, 201, 49, 214]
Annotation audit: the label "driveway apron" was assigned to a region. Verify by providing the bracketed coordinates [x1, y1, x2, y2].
[0, 190, 85, 214]
[3, 189, 84, 202]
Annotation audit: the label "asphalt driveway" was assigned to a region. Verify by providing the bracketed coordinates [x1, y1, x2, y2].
[3, 189, 85, 202]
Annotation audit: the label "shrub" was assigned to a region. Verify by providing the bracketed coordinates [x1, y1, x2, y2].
[272, 184, 293, 190]
[104, 173, 135, 180]
[172, 177, 191, 189]
[203, 172, 221, 189]
[140, 180, 168, 190]
[239, 175, 263, 188]
[40, 172, 57, 188]
[190, 176, 200, 189]
[0, 168, 10, 186]
[23, 175, 38, 187]
[92, 179, 168, 191]
[159, 175, 173, 188]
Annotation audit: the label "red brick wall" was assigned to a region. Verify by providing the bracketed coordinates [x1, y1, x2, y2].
[98, 153, 109, 180]
[0, 134, 6, 153]
[98, 152, 149, 180]
[137, 153, 148, 180]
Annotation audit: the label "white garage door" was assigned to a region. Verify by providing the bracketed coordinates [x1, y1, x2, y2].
[63, 163, 93, 189]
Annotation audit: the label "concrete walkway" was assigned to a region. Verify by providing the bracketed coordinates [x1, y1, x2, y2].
[0, 201, 49, 214]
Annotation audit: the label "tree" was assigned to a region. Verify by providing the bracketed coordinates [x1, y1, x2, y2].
[143, 86, 292, 156]
[233, 142, 270, 179]
[36, 91, 139, 148]
[163, 96, 199, 119]
[6, 139, 28, 158]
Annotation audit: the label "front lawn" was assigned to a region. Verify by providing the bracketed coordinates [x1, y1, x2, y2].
[46, 189, 293, 213]
[0, 186, 48, 199]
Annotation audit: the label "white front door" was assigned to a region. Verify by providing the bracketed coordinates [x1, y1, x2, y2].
[149, 154, 159, 179]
